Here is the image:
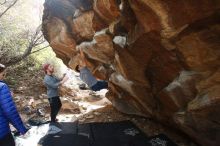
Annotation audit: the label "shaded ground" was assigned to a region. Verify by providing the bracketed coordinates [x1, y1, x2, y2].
[76, 105, 196, 146]
[15, 98, 196, 146]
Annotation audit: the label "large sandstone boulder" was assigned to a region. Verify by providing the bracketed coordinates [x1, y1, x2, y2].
[42, 0, 220, 145]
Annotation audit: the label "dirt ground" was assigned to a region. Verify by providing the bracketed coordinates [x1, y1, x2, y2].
[15, 92, 197, 146]
[9, 70, 197, 146]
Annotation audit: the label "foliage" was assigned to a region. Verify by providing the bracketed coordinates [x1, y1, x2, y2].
[0, 0, 66, 88]
[0, 0, 49, 66]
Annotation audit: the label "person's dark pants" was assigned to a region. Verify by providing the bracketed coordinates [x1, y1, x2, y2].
[0, 133, 15, 146]
[91, 81, 108, 91]
[48, 96, 62, 122]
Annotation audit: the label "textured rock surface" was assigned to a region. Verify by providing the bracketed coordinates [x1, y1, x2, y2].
[42, 0, 220, 145]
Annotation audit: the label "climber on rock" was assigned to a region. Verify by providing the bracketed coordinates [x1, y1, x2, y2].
[43, 63, 69, 123]
[74, 48, 108, 92]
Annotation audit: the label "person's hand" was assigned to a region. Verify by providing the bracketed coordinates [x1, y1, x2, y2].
[63, 75, 69, 83]
[60, 76, 69, 85]
[76, 46, 81, 52]
[19, 128, 30, 139]
[10, 91, 14, 97]
[62, 73, 67, 79]
[18, 133, 29, 139]
[13, 128, 29, 138]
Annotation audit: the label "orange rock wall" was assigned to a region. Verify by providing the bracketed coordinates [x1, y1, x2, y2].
[42, 0, 220, 145]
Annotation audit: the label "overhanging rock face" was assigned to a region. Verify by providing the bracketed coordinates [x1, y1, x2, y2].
[42, 0, 220, 145]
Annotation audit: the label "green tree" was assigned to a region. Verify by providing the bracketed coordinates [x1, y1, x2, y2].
[0, 0, 49, 66]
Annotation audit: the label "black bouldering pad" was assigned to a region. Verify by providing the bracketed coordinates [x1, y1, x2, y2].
[147, 134, 178, 146]
[38, 121, 177, 146]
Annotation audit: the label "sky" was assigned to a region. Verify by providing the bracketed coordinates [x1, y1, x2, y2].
[0, 0, 46, 39]
[7, 0, 46, 30]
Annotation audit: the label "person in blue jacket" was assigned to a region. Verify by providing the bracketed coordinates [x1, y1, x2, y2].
[0, 64, 28, 146]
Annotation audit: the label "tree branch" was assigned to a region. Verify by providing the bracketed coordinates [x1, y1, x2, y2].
[0, 0, 18, 18]
[31, 45, 49, 54]
[4, 24, 47, 66]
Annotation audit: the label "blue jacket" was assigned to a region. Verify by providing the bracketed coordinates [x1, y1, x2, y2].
[0, 80, 27, 139]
